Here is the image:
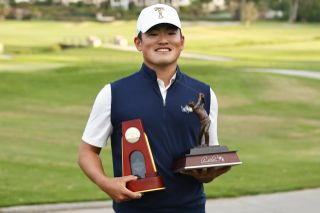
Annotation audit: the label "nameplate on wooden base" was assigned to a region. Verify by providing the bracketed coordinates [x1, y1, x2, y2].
[173, 145, 242, 172]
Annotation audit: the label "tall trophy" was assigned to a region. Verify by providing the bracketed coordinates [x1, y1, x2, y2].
[122, 119, 165, 192]
[173, 93, 242, 172]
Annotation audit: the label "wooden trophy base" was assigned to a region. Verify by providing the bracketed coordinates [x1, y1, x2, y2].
[173, 145, 242, 172]
[127, 175, 165, 193]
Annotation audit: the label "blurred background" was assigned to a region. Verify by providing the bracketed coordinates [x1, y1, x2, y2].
[0, 0, 319, 208]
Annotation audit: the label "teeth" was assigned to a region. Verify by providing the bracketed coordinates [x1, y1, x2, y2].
[156, 48, 170, 52]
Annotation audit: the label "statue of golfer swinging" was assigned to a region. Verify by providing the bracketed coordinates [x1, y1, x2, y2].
[188, 93, 211, 147]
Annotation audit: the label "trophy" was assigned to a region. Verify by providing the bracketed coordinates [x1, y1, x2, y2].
[173, 93, 242, 172]
[122, 119, 165, 192]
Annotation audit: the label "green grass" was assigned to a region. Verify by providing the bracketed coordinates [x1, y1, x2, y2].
[0, 21, 320, 207]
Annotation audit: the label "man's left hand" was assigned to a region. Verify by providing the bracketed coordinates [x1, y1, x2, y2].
[180, 166, 231, 183]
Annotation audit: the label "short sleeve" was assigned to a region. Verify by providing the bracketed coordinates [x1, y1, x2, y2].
[208, 88, 219, 145]
[81, 84, 113, 148]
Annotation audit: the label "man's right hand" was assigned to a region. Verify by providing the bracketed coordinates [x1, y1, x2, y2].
[99, 175, 143, 203]
[78, 142, 142, 203]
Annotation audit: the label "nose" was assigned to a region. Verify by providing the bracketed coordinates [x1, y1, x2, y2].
[158, 32, 169, 45]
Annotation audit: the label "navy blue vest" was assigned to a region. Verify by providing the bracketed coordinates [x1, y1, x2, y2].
[110, 64, 211, 213]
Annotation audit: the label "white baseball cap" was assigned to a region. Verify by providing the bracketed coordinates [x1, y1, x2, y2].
[136, 4, 181, 35]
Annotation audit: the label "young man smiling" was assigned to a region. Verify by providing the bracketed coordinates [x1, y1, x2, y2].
[78, 4, 230, 213]
[134, 23, 184, 86]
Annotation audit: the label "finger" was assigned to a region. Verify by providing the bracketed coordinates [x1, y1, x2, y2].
[214, 166, 231, 177]
[116, 187, 142, 203]
[191, 169, 201, 177]
[122, 175, 139, 182]
[207, 167, 216, 174]
[122, 187, 143, 200]
[180, 170, 192, 176]
[201, 168, 208, 175]
[207, 166, 228, 174]
[217, 166, 231, 173]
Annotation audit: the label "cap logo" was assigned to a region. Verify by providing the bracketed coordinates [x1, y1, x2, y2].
[154, 7, 164, 19]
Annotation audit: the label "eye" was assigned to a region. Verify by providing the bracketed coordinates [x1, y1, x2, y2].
[168, 31, 177, 35]
[167, 29, 178, 35]
[147, 30, 159, 36]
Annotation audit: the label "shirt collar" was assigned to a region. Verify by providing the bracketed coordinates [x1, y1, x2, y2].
[157, 73, 176, 89]
[140, 63, 181, 82]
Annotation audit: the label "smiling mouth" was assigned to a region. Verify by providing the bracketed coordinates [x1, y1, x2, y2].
[155, 48, 171, 52]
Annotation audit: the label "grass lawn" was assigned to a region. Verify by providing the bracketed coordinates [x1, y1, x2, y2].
[0, 21, 320, 207]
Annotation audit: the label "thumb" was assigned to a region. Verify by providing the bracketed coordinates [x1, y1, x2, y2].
[122, 175, 138, 183]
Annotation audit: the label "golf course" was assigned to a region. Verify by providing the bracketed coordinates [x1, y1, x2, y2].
[0, 20, 319, 207]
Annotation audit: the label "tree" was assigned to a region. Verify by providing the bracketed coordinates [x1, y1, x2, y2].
[187, 0, 212, 20]
[298, 0, 320, 22]
[274, 0, 319, 23]
[241, 1, 259, 26]
[240, 0, 246, 22]
[0, 0, 10, 21]
[288, 0, 299, 23]
[228, 0, 261, 22]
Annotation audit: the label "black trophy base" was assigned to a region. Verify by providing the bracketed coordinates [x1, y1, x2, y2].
[173, 145, 242, 173]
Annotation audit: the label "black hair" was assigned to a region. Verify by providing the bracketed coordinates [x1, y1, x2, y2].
[137, 32, 142, 40]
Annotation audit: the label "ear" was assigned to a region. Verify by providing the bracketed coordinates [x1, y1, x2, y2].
[180, 34, 185, 51]
[134, 37, 142, 51]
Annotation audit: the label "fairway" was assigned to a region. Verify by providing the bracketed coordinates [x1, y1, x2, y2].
[0, 21, 320, 207]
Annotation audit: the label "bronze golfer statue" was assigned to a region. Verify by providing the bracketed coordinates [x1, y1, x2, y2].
[173, 92, 242, 173]
[188, 93, 211, 147]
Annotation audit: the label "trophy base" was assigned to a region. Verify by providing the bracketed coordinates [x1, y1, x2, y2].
[127, 176, 165, 193]
[173, 145, 242, 173]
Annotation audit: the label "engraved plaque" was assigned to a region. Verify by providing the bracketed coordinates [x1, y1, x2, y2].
[130, 151, 146, 179]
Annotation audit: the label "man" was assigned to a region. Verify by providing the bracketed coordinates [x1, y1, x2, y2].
[78, 3, 230, 213]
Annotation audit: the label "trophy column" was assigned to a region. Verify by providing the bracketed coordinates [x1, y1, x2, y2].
[122, 119, 165, 193]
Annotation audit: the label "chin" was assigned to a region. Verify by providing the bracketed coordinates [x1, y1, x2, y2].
[155, 60, 176, 66]
[154, 56, 179, 65]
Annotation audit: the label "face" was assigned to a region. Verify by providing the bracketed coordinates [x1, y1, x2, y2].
[134, 24, 185, 69]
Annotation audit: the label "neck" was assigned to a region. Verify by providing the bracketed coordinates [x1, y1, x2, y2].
[145, 62, 177, 86]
